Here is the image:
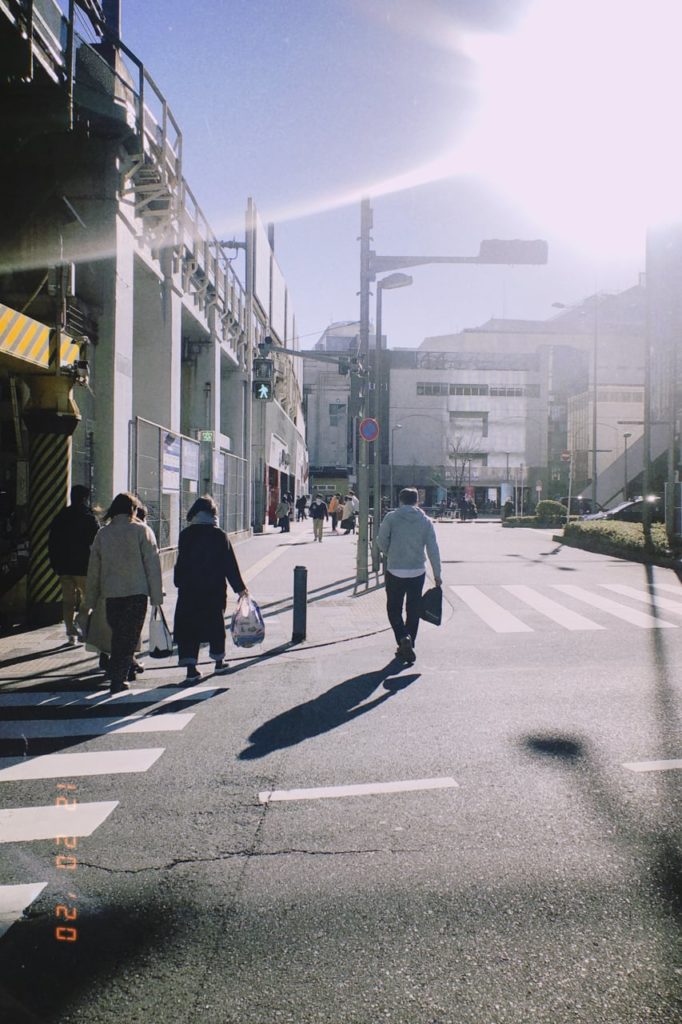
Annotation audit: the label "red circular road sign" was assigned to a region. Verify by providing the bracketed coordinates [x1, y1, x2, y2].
[359, 417, 380, 442]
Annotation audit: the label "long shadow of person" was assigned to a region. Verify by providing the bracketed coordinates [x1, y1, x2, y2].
[238, 660, 420, 760]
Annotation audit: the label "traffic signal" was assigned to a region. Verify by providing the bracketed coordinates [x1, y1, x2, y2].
[253, 380, 274, 401]
[253, 357, 273, 380]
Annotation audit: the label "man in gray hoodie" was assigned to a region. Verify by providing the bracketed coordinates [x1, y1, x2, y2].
[376, 487, 442, 664]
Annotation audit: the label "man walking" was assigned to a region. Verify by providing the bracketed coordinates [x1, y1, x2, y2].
[308, 493, 328, 542]
[48, 484, 100, 645]
[376, 487, 441, 664]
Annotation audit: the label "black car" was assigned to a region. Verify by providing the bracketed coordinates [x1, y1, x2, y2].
[582, 496, 664, 523]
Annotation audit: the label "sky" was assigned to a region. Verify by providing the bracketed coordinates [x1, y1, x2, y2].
[119, 0, 682, 349]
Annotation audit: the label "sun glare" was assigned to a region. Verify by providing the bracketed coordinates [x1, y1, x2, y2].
[455, 0, 682, 255]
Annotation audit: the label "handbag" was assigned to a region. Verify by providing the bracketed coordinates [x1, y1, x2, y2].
[230, 593, 265, 648]
[420, 585, 443, 626]
[148, 606, 174, 658]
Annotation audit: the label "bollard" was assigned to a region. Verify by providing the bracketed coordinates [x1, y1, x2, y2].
[292, 565, 307, 643]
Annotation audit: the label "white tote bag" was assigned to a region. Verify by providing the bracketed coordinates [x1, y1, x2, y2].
[148, 606, 173, 658]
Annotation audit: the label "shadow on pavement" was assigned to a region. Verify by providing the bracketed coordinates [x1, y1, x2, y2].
[238, 660, 420, 760]
[0, 643, 80, 670]
[520, 567, 682, 1010]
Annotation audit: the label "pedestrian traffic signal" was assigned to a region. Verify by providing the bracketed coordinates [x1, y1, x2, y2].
[253, 357, 273, 380]
[253, 380, 274, 401]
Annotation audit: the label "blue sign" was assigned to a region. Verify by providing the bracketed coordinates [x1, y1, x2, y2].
[359, 418, 380, 442]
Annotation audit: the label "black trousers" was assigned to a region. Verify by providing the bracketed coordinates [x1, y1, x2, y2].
[385, 572, 425, 645]
[106, 594, 148, 686]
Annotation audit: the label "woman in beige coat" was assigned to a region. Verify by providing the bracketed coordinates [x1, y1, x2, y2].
[84, 493, 163, 694]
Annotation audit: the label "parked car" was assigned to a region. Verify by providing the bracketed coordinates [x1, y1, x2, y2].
[556, 496, 598, 516]
[582, 496, 664, 523]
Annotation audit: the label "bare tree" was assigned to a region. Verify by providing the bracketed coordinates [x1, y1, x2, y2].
[447, 435, 482, 489]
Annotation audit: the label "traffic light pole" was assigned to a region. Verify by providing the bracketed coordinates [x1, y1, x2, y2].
[354, 198, 548, 587]
[356, 199, 373, 587]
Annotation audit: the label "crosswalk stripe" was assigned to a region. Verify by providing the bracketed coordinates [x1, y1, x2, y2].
[646, 582, 682, 598]
[259, 776, 459, 804]
[623, 759, 682, 772]
[0, 713, 194, 740]
[503, 585, 604, 630]
[0, 801, 118, 842]
[601, 584, 682, 617]
[551, 585, 676, 628]
[0, 685, 225, 708]
[0, 748, 165, 781]
[449, 586, 532, 632]
[0, 883, 47, 937]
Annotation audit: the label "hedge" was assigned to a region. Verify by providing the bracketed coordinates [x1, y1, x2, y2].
[559, 520, 672, 562]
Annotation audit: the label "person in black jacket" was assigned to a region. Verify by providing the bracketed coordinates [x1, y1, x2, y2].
[173, 495, 247, 681]
[48, 485, 100, 646]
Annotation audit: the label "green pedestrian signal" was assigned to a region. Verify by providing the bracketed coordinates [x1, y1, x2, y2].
[253, 380, 274, 401]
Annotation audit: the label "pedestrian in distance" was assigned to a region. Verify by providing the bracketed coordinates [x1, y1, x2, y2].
[295, 494, 308, 521]
[83, 492, 163, 695]
[308, 493, 328, 542]
[376, 487, 442, 665]
[173, 495, 247, 682]
[48, 484, 100, 646]
[328, 492, 341, 533]
[275, 496, 290, 533]
[340, 495, 356, 534]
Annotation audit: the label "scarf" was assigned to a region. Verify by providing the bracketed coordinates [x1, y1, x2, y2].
[190, 510, 218, 526]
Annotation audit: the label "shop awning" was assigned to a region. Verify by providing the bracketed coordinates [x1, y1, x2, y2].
[0, 303, 80, 372]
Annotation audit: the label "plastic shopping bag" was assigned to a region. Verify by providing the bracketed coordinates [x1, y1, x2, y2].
[230, 593, 265, 648]
[148, 606, 174, 658]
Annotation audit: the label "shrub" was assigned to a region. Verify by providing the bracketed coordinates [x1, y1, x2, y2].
[535, 499, 567, 519]
[562, 520, 670, 559]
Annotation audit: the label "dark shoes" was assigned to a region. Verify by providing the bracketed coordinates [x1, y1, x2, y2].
[213, 660, 229, 675]
[185, 667, 202, 682]
[110, 681, 130, 695]
[397, 636, 416, 664]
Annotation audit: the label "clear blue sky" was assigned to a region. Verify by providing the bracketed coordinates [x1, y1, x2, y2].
[121, 0, 656, 348]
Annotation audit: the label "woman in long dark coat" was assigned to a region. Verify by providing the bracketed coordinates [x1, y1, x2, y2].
[173, 495, 247, 681]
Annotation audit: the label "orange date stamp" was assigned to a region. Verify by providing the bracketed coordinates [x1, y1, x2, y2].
[54, 783, 78, 942]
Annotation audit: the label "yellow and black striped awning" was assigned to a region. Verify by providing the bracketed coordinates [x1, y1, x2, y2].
[0, 303, 80, 372]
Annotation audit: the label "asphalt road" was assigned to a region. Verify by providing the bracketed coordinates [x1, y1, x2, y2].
[1, 523, 681, 1023]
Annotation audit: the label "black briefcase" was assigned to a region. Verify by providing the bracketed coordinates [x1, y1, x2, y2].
[420, 586, 443, 626]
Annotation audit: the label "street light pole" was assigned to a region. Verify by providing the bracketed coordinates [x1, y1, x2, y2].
[373, 273, 412, 551]
[592, 297, 599, 510]
[390, 424, 403, 508]
[623, 431, 632, 500]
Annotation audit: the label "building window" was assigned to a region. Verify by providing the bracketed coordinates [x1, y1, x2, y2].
[329, 403, 346, 426]
[417, 382, 449, 396]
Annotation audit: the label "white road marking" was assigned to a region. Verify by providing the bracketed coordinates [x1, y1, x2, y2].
[0, 801, 118, 842]
[601, 583, 682, 617]
[0, 748, 165, 782]
[503, 585, 604, 630]
[259, 776, 459, 804]
[450, 586, 532, 633]
[647, 582, 682, 597]
[0, 685, 225, 708]
[552, 585, 676, 628]
[0, 883, 47, 937]
[0, 713, 194, 740]
[243, 546, 289, 584]
[623, 759, 682, 772]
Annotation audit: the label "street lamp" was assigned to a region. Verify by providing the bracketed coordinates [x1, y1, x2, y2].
[373, 273, 412, 535]
[623, 431, 632, 500]
[390, 424, 403, 508]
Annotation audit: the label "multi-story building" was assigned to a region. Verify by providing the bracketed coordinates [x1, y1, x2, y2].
[0, 0, 305, 625]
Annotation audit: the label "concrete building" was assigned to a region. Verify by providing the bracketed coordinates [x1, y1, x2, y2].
[0, 0, 305, 625]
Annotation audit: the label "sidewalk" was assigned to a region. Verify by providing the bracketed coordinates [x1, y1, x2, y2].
[0, 519, 390, 691]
